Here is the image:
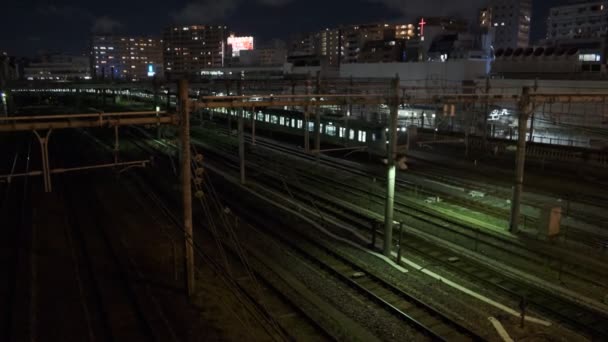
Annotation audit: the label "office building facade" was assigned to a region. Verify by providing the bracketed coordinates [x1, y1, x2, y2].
[91, 35, 163, 80]
[163, 25, 229, 79]
[490, 0, 532, 48]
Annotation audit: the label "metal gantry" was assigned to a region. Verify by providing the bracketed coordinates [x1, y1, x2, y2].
[0, 110, 177, 192]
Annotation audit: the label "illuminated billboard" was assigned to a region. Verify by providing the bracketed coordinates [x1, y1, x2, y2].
[227, 35, 254, 57]
[147, 64, 156, 77]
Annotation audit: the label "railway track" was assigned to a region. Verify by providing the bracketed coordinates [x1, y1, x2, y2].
[190, 132, 608, 340]
[233, 198, 483, 341]
[87, 127, 337, 341]
[255, 167, 608, 340]
[202, 130, 608, 276]
[121, 125, 608, 339]
[407, 155, 608, 228]
[125, 127, 485, 340]
[204, 127, 608, 251]
[126, 171, 335, 342]
[62, 176, 159, 341]
[0, 137, 32, 342]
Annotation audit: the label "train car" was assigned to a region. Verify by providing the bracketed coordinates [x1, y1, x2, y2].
[200, 107, 413, 169]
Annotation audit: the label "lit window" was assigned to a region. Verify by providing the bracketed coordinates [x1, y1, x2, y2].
[358, 131, 367, 142]
[326, 124, 336, 136]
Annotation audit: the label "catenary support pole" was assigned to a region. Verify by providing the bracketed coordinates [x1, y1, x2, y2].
[237, 80, 245, 184]
[251, 106, 256, 146]
[315, 72, 321, 162]
[114, 125, 119, 164]
[383, 75, 400, 257]
[304, 76, 311, 153]
[509, 87, 531, 233]
[33, 130, 53, 193]
[483, 77, 490, 149]
[314, 108, 321, 161]
[178, 79, 195, 297]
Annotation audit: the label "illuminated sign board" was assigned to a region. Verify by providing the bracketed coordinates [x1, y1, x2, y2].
[147, 64, 156, 77]
[227, 35, 254, 57]
[489, 108, 509, 121]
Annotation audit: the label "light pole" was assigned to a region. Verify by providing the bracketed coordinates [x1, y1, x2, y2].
[509, 87, 532, 233]
[384, 75, 400, 257]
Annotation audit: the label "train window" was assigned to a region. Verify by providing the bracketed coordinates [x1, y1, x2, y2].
[349, 129, 356, 140]
[320, 123, 324, 134]
[358, 131, 367, 142]
[279, 117, 285, 125]
[326, 125, 336, 136]
[372, 133, 377, 141]
[271, 115, 278, 124]
[339, 127, 345, 138]
[291, 119, 296, 128]
[257, 113, 264, 121]
[265, 114, 270, 122]
[297, 120, 303, 129]
[308, 122, 314, 132]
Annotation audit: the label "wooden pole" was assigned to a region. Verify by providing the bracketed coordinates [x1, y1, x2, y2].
[509, 87, 531, 233]
[179, 79, 195, 297]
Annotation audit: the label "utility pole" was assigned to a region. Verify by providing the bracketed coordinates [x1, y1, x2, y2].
[237, 79, 246, 184]
[179, 79, 195, 298]
[483, 77, 491, 148]
[528, 78, 538, 143]
[251, 106, 256, 146]
[304, 75, 311, 153]
[314, 71, 322, 161]
[509, 87, 532, 233]
[383, 75, 400, 257]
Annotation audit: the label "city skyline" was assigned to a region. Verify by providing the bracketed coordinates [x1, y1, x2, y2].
[3, 0, 565, 57]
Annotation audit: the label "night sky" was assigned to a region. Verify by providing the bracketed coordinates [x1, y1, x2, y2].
[2, 0, 565, 57]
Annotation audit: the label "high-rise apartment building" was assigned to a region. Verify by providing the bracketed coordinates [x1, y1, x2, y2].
[479, 8, 493, 31]
[547, 2, 608, 41]
[163, 25, 229, 79]
[288, 32, 319, 57]
[490, 0, 532, 48]
[91, 35, 163, 80]
[317, 23, 411, 66]
[319, 28, 342, 66]
[546, 1, 608, 68]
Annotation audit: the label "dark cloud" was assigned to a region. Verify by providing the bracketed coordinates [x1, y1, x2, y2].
[171, 0, 239, 23]
[366, 0, 489, 21]
[257, 0, 295, 5]
[171, 0, 295, 24]
[36, 5, 93, 19]
[92, 16, 123, 33]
